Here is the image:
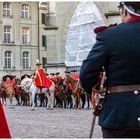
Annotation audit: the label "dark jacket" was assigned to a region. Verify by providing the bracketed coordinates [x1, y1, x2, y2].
[80, 20, 140, 129]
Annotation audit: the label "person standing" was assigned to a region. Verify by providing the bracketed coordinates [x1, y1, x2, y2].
[80, 2, 140, 138]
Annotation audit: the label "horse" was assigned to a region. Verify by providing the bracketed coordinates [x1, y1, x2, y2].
[20, 77, 55, 110]
[1, 81, 14, 105]
[65, 75, 84, 108]
[55, 78, 73, 108]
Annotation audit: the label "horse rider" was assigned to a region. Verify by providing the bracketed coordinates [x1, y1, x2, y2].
[64, 70, 70, 81]
[50, 73, 56, 82]
[32, 60, 52, 90]
[55, 72, 62, 80]
[80, 2, 140, 138]
[71, 70, 79, 81]
[5, 75, 14, 90]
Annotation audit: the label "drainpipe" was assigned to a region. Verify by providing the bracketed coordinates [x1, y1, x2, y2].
[38, 2, 40, 60]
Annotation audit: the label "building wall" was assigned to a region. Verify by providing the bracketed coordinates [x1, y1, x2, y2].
[0, 2, 38, 79]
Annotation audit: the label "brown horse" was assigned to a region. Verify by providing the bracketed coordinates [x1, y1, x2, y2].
[1, 81, 14, 105]
[65, 75, 83, 108]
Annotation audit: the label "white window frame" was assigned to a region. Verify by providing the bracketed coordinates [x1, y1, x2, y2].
[22, 27, 30, 45]
[3, 2, 11, 17]
[21, 4, 29, 19]
[22, 52, 30, 69]
[4, 26, 11, 43]
[4, 51, 12, 69]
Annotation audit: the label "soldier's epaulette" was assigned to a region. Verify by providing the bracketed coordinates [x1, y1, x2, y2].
[94, 23, 117, 33]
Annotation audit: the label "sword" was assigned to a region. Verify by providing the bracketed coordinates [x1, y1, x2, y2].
[89, 70, 106, 138]
[89, 111, 96, 138]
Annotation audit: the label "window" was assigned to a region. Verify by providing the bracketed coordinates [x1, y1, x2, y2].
[4, 51, 11, 69]
[22, 27, 29, 45]
[3, 2, 11, 17]
[21, 4, 29, 19]
[42, 35, 47, 47]
[23, 52, 29, 69]
[4, 26, 11, 43]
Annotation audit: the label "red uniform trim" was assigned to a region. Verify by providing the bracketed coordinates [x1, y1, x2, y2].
[127, 16, 140, 22]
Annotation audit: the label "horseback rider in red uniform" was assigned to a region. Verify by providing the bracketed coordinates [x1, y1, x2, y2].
[33, 60, 52, 88]
[71, 70, 79, 81]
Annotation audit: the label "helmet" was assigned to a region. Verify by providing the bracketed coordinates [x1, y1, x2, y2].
[118, 2, 140, 17]
[56, 72, 60, 75]
[64, 70, 70, 74]
[36, 59, 42, 66]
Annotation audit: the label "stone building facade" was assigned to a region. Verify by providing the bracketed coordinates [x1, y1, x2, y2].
[0, 2, 39, 79]
[0, 2, 121, 79]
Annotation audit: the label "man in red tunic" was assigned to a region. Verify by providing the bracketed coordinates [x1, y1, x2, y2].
[33, 61, 52, 88]
[71, 70, 79, 81]
[0, 101, 11, 138]
[55, 72, 62, 80]
[5, 76, 14, 89]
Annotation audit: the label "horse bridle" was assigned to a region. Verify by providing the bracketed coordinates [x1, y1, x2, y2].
[21, 79, 33, 93]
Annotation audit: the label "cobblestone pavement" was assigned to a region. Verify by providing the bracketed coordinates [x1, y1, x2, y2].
[3, 105, 102, 138]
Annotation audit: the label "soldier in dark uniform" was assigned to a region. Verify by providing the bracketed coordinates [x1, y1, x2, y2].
[80, 2, 140, 138]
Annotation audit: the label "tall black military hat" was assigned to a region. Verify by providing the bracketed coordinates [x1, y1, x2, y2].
[56, 72, 60, 75]
[50, 73, 55, 76]
[118, 2, 140, 17]
[71, 69, 77, 72]
[64, 70, 70, 74]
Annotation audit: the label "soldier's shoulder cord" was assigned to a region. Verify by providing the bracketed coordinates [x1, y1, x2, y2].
[94, 23, 117, 33]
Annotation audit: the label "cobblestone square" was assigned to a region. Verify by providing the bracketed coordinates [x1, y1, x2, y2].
[4, 105, 102, 138]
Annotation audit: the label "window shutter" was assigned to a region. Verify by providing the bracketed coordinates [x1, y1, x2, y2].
[42, 57, 47, 67]
[42, 13, 45, 24]
[42, 35, 46, 47]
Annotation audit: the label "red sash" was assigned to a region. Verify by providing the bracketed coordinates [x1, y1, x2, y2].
[34, 68, 52, 88]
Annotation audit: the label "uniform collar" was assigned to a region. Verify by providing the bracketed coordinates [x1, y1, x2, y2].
[127, 16, 140, 23]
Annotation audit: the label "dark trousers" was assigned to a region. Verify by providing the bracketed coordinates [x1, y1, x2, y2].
[102, 127, 140, 138]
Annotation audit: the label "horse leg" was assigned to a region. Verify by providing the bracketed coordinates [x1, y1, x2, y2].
[72, 92, 77, 108]
[9, 93, 13, 106]
[46, 91, 51, 109]
[49, 83, 55, 109]
[50, 91, 54, 109]
[4, 94, 6, 105]
[77, 92, 80, 109]
[64, 94, 67, 108]
[74, 92, 79, 109]
[31, 91, 36, 110]
[15, 93, 20, 105]
[69, 93, 73, 108]
[80, 92, 85, 108]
